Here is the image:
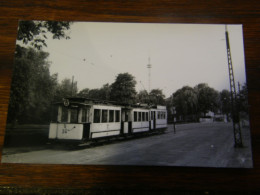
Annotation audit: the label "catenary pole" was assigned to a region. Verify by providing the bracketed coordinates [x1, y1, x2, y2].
[225, 25, 243, 147]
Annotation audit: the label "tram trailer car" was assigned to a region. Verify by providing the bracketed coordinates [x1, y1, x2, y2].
[49, 98, 167, 143]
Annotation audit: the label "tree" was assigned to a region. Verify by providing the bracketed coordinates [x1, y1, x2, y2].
[87, 89, 102, 99]
[110, 73, 137, 104]
[7, 46, 57, 124]
[194, 83, 219, 116]
[7, 21, 72, 124]
[149, 89, 166, 105]
[172, 86, 198, 121]
[77, 83, 111, 100]
[98, 83, 111, 100]
[54, 78, 78, 101]
[77, 88, 90, 98]
[237, 83, 249, 114]
[219, 89, 231, 116]
[136, 90, 149, 104]
[17, 20, 71, 50]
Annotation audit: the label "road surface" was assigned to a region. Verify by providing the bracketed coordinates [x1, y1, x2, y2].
[1, 122, 253, 168]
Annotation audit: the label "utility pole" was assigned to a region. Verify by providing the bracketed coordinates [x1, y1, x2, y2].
[147, 57, 152, 93]
[225, 25, 243, 148]
[71, 76, 74, 96]
[171, 106, 176, 134]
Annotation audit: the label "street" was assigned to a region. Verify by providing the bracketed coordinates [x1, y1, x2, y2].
[1, 122, 253, 168]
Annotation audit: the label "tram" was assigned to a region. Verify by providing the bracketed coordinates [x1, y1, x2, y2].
[49, 97, 167, 143]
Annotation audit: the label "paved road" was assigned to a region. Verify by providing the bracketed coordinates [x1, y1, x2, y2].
[1, 122, 253, 168]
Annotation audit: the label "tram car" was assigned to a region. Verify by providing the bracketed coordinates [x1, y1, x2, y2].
[48, 97, 167, 143]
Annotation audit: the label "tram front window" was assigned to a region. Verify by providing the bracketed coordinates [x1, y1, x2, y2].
[70, 108, 78, 123]
[61, 107, 68, 122]
[60, 107, 78, 123]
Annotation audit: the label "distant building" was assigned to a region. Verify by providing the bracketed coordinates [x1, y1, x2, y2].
[199, 111, 227, 123]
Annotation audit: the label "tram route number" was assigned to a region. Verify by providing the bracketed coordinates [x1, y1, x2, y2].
[62, 124, 76, 134]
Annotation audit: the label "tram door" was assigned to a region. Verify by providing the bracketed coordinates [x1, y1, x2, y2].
[121, 109, 132, 134]
[150, 111, 156, 130]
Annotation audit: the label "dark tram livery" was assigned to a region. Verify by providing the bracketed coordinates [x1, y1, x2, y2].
[49, 98, 167, 143]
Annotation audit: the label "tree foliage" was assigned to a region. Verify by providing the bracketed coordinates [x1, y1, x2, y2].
[194, 83, 220, 116]
[110, 73, 137, 104]
[7, 46, 78, 124]
[98, 83, 111, 100]
[17, 20, 71, 50]
[77, 84, 111, 100]
[219, 89, 231, 116]
[7, 46, 57, 124]
[7, 20, 72, 124]
[149, 89, 166, 105]
[54, 78, 78, 102]
[77, 88, 90, 98]
[136, 90, 150, 104]
[237, 83, 249, 114]
[169, 83, 246, 122]
[172, 86, 198, 120]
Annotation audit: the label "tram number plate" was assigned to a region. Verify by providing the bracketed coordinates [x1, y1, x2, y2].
[61, 125, 76, 134]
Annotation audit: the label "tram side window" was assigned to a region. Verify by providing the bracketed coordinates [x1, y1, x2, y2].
[115, 110, 120, 122]
[160, 112, 163, 119]
[109, 110, 114, 122]
[146, 112, 148, 121]
[142, 112, 145, 122]
[102, 110, 108, 123]
[94, 109, 101, 123]
[134, 112, 137, 122]
[138, 112, 142, 121]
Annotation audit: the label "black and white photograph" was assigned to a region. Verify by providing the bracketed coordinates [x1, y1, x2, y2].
[1, 21, 253, 168]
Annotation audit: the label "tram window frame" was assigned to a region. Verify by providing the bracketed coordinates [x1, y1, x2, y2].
[115, 110, 120, 122]
[109, 110, 114, 122]
[94, 109, 101, 123]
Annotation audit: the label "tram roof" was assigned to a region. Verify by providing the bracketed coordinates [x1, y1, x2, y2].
[52, 97, 166, 109]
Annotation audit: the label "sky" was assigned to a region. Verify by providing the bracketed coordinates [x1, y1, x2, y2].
[42, 22, 246, 97]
